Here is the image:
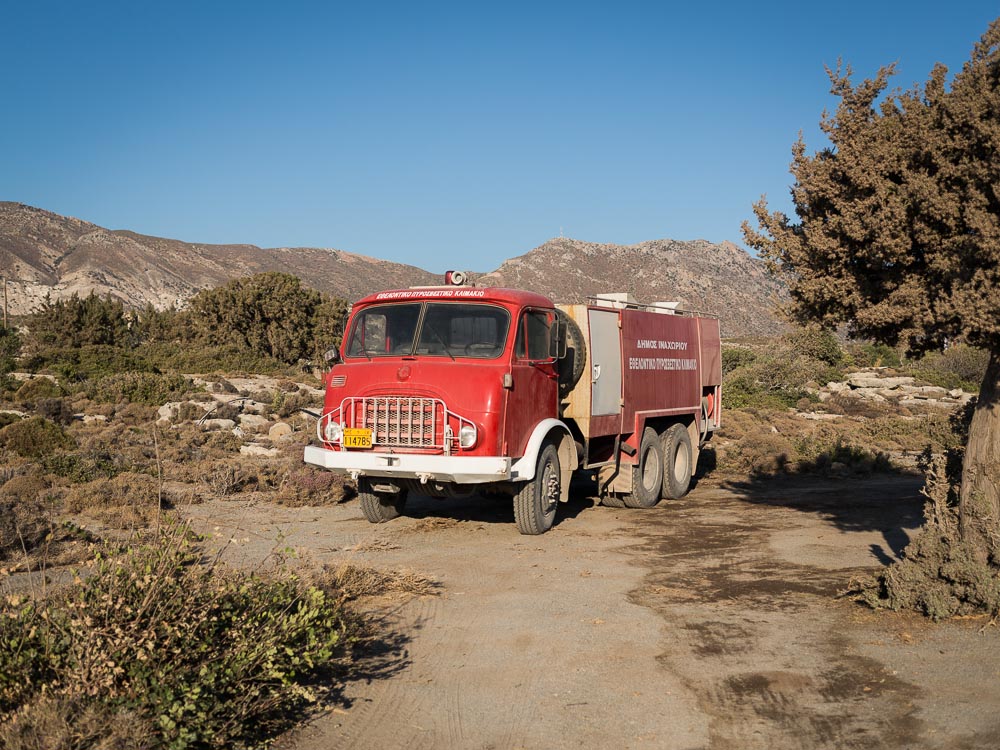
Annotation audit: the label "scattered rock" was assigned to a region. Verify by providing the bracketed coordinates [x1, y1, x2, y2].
[158, 402, 182, 420]
[846, 373, 915, 389]
[81, 414, 108, 424]
[268, 422, 293, 441]
[238, 414, 270, 431]
[202, 418, 237, 430]
[240, 444, 280, 457]
[898, 398, 955, 410]
[900, 385, 948, 399]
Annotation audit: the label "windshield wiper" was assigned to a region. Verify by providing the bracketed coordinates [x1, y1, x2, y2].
[424, 323, 456, 361]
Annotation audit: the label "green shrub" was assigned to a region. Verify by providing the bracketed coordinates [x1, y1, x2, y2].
[0, 325, 20, 375]
[42, 451, 125, 483]
[26, 293, 132, 348]
[0, 417, 75, 458]
[848, 341, 902, 368]
[905, 344, 989, 391]
[723, 351, 838, 409]
[14, 377, 63, 404]
[721, 347, 758, 375]
[0, 413, 21, 430]
[0, 525, 355, 749]
[24, 344, 156, 381]
[782, 326, 846, 366]
[139, 341, 293, 376]
[185, 273, 347, 365]
[87, 372, 190, 405]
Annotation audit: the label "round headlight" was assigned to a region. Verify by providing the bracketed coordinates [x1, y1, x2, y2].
[324, 419, 343, 444]
[458, 424, 477, 449]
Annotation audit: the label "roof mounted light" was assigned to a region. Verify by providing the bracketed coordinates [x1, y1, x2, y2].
[444, 270, 468, 286]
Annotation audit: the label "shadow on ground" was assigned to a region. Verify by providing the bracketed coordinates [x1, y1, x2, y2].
[722, 472, 926, 566]
[401, 486, 597, 529]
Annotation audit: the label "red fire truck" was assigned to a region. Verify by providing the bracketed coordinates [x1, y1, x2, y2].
[304, 274, 722, 534]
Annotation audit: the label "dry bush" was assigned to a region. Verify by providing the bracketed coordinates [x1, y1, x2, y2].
[35, 398, 75, 425]
[324, 563, 439, 601]
[849, 453, 1000, 620]
[0, 695, 153, 750]
[819, 393, 901, 419]
[175, 400, 209, 422]
[717, 409, 900, 478]
[208, 463, 255, 497]
[274, 466, 347, 507]
[110, 402, 158, 425]
[60, 472, 164, 529]
[0, 417, 75, 458]
[0, 493, 53, 561]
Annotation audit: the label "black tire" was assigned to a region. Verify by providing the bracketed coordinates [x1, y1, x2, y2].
[358, 478, 407, 523]
[624, 427, 664, 508]
[556, 309, 586, 399]
[660, 424, 692, 500]
[600, 494, 626, 508]
[513, 442, 560, 535]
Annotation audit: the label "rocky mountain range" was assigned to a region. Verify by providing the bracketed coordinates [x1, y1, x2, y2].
[0, 202, 784, 336]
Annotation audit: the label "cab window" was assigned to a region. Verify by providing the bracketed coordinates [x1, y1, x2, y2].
[515, 309, 554, 361]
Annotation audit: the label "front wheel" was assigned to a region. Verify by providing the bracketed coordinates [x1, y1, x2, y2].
[358, 478, 408, 523]
[513, 443, 560, 535]
[660, 424, 692, 500]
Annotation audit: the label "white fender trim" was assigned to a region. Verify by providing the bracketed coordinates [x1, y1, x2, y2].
[510, 419, 574, 482]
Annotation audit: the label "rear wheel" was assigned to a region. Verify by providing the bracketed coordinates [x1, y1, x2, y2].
[358, 478, 408, 523]
[513, 443, 560, 535]
[624, 427, 664, 508]
[660, 424, 692, 499]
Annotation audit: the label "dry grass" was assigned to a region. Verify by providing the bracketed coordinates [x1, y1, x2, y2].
[0, 695, 153, 750]
[324, 563, 440, 601]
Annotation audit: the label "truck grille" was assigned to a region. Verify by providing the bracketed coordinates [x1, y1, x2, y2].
[342, 397, 444, 449]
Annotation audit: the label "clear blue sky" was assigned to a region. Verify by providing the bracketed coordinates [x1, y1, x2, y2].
[2, 1, 996, 272]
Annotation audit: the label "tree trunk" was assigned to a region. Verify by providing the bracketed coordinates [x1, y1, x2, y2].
[959, 348, 1000, 565]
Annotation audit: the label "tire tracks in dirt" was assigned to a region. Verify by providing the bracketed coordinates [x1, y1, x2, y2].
[620, 477, 960, 750]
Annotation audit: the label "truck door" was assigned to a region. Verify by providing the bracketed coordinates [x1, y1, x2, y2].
[589, 308, 622, 416]
[503, 308, 559, 457]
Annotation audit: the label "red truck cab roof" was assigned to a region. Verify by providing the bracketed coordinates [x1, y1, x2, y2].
[352, 286, 556, 309]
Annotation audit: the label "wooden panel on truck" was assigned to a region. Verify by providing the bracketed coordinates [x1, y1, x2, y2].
[557, 305, 592, 422]
[620, 309, 701, 428]
[698, 317, 722, 387]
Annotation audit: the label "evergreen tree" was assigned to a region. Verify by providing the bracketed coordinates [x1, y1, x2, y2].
[744, 20, 1000, 601]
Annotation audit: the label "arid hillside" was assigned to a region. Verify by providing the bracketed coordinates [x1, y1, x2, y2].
[0, 202, 438, 314]
[477, 237, 787, 336]
[0, 202, 783, 336]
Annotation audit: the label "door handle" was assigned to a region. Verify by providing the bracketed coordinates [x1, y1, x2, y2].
[592, 364, 601, 383]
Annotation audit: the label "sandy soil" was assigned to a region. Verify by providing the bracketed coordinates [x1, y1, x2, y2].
[183, 473, 1000, 750]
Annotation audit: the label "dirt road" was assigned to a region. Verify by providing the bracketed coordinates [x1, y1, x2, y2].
[185, 474, 1000, 749]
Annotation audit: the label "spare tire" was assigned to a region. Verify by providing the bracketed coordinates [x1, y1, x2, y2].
[556, 308, 586, 399]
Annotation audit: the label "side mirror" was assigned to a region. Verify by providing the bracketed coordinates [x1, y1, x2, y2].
[323, 346, 341, 364]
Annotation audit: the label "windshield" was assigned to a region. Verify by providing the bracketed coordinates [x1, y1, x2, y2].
[346, 302, 510, 359]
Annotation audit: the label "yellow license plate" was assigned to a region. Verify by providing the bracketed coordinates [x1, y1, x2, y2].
[342, 428, 373, 449]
